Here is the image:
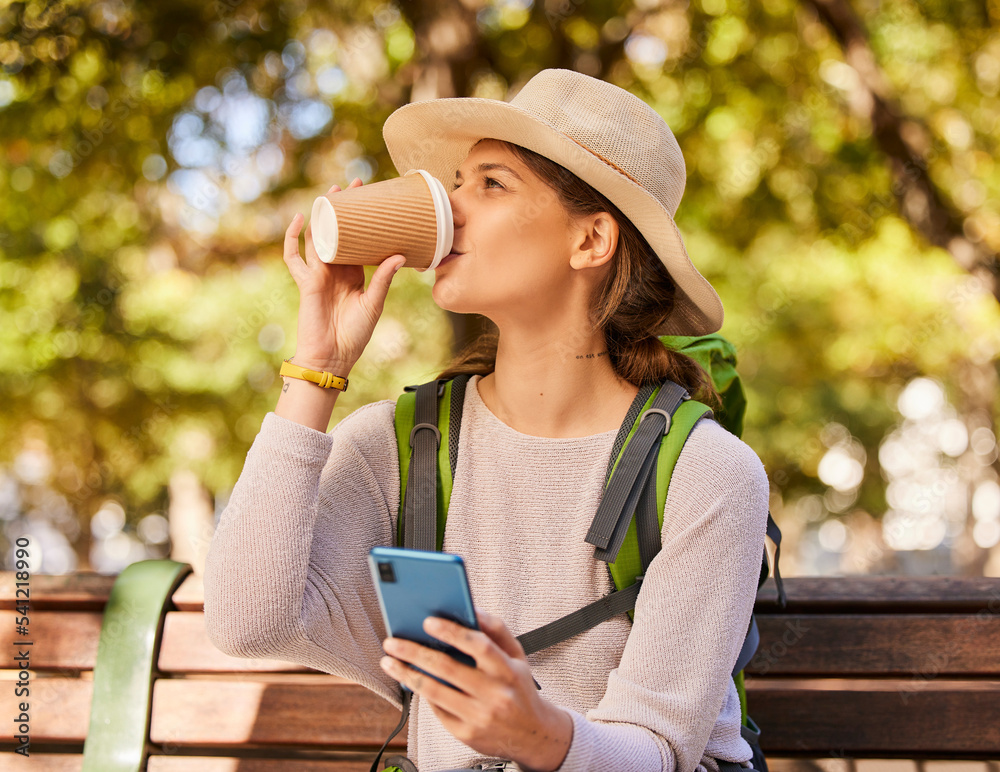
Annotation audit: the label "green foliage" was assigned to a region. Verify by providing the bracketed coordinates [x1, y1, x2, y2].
[1, 0, 998, 572]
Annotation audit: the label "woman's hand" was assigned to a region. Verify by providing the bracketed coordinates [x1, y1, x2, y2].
[283, 177, 407, 373]
[380, 610, 574, 772]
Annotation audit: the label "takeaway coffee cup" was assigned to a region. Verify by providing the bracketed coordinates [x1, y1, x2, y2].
[308, 169, 453, 271]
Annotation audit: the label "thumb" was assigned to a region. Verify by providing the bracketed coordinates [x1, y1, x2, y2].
[364, 255, 406, 310]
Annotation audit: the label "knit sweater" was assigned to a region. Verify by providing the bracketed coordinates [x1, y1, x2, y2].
[203, 374, 770, 772]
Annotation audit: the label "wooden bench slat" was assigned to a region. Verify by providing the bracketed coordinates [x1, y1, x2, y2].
[0, 596, 297, 673]
[7, 573, 1000, 612]
[0, 753, 83, 770]
[0, 572, 117, 611]
[149, 679, 407, 750]
[169, 573, 207, 612]
[22, 753, 993, 772]
[148, 758, 374, 771]
[14, 607, 997, 678]
[748, 677, 1000, 692]
[749, 615, 1000, 676]
[1, 675, 996, 755]
[0, 675, 401, 755]
[172, 610, 1000, 677]
[0, 611, 102, 670]
[0, 572, 204, 611]
[0, 678, 91, 742]
[754, 577, 1000, 613]
[159, 612, 316, 673]
[747, 679, 1000, 755]
[26, 755, 996, 772]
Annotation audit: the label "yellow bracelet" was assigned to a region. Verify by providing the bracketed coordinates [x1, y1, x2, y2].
[279, 359, 349, 391]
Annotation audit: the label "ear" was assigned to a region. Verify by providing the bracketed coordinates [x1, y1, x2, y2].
[568, 212, 619, 271]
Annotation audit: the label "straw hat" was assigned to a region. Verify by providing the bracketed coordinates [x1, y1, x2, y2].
[382, 68, 723, 336]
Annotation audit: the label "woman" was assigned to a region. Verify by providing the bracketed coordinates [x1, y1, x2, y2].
[204, 68, 769, 772]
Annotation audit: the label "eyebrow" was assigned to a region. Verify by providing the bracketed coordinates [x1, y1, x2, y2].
[454, 162, 524, 183]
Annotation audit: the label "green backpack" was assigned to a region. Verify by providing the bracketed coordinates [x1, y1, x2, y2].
[378, 334, 785, 772]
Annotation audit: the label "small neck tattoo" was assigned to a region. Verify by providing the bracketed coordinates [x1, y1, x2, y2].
[576, 350, 608, 360]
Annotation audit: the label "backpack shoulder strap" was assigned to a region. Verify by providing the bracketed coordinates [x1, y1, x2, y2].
[585, 380, 696, 561]
[605, 395, 713, 613]
[393, 375, 470, 549]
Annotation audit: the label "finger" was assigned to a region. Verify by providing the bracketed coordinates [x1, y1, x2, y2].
[362, 255, 406, 312]
[382, 637, 481, 692]
[327, 184, 340, 194]
[423, 617, 511, 677]
[302, 220, 339, 269]
[347, 176, 363, 188]
[380, 640, 483, 703]
[475, 609, 528, 661]
[380, 655, 470, 722]
[282, 214, 306, 275]
[301, 219, 319, 265]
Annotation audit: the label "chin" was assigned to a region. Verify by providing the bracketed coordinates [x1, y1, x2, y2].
[431, 273, 479, 315]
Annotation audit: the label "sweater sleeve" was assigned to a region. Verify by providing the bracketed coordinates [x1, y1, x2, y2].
[553, 418, 770, 772]
[202, 401, 404, 708]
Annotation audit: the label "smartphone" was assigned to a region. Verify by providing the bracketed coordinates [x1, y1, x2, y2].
[368, 546, 479, 690]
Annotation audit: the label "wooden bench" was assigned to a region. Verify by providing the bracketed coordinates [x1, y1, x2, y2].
[2, 559, 999, 770]
[0, 561, 406, 771]
[748, 576, 1000, 757]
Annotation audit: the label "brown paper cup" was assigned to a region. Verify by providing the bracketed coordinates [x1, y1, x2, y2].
[309, 170, 454, 271]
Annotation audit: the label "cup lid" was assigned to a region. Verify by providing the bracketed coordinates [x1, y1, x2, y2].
[404, 169, 454, 270]
[310, 196, 338, 263]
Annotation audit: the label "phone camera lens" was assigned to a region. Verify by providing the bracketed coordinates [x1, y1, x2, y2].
[378, 562, 396, 583]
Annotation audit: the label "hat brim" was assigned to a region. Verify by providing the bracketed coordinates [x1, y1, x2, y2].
[382, 97, 723, 336]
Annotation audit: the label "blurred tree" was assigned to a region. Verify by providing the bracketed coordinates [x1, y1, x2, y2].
[0, 0, 998, 575]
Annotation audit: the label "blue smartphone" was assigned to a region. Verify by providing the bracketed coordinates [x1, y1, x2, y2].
[368, 546, 479, 691]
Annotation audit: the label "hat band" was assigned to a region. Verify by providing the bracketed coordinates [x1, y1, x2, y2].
[562, 132, 641, 187]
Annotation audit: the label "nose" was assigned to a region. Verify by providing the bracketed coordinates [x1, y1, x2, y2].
[447, 187, 466, 229]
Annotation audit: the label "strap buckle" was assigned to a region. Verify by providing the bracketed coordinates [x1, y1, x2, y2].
[409, 422, 442, 449]
[639, 407, 671, 435]
[403, 382, 447, 396]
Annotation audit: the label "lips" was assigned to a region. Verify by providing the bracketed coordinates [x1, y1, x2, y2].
[438, 250, 464, 267]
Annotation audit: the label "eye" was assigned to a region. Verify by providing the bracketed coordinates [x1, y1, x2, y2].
[450, 176, 505, 191]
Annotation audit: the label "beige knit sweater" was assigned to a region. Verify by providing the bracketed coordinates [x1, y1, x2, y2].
[204, 374, 769, 772]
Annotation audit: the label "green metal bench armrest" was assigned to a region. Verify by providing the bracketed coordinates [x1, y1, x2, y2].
[82, 559, 193, 772]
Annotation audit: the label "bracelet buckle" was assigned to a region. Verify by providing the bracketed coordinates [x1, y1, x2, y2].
[280, 358, 349, 392]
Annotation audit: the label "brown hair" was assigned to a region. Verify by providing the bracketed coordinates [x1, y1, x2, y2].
[436, 140, 718, 406]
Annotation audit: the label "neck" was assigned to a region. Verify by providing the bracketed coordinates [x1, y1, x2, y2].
[477, 323, 639, 438]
